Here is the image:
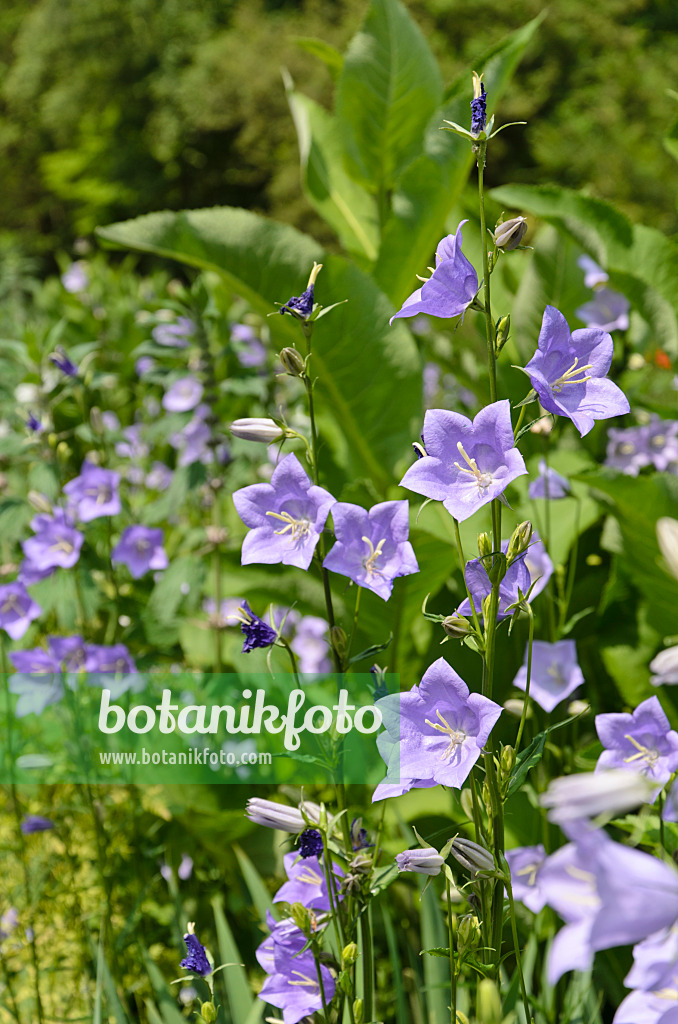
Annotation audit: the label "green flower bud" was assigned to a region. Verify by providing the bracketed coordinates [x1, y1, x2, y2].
[280, 347, 305, 376]
[459, 788, 475, 822]
[330, 625, 347, 658]
[500, 744, 516, 788]
[493, 215, 528, 251]
[477, 978, 503, 1024]
[342, 942, 358, 968]
[353, 998, 364, 1024]
[201, 1002, 217, 1023]
[507, 521, 533, 562]
[477, 532, 492, 559]
[27, 491, 52, 515]
[495, 314, 511, 352]
[442, 615, 474, 639]
[449, 837, 495, 877]
[289, 902, 311, 934]
[457, 914, 481, 954]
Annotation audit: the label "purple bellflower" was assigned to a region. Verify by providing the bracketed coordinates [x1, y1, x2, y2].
[50, 347, 78, 378]
[470, 79, 487, 135]
[506, 844, 548, 913]
[0, 582, 42, 640]
[63, 462, 121, 522]
[22, 510, 83, 571]
[233, 453, 335, 571]
[524, 305, 630, 437]
[399, 401, 526, 522]
[180, 926, 211, 976]
[298, 828, 324, 858]
[595, 695, 678, 795]
[614, 977, 678, 1024]
[456, 533, 553, 622]
[605, 420, 678, 476]
[111, 525, 168, 578]
[578, 255, 609, 289]
[61, 261, 89, 293]
[513, 640, 584, 713]
[273, 851, 344, 911]
[48, 635, 94, 672]
[290, 615, 331, 674]
[390, 222, 478, 325]
[238, 601, 278, 653]
[396, 847, 444, 876]
[323, 500, 419, 600]
[625, 924, 678, 993]
[231, 323, 268, 367]
[528, 459, 570, 500]
[162, 376, 204, 413]
[152, 317, 195, 348]
[20, 815, 55, 834]
[651, 646, 678, 687]
[576, 287, 630, 333]
[9, 649, 64, 716]
[258, 915, 336, 1024]
[372, 657, 502, 802]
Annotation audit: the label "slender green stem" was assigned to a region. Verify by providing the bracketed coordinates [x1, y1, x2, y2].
[453, 518, 481, 636]
[212, 515, 223, 677]
[346, 586, 362, 665]
[370, 800, 387, 873]
[504, 866, 533, 1024]
[513, 404, 528, 440]
[0, 952, 22, 1024]
[360, 910, 374, 1024]
[477, 149, 497, 405]
[446, 875, 457, 1024]
[313, 951, 331, 1024]
[279, 637, 301, 687]
[515, 605, 535, 753]
[659, 791, 667, 853]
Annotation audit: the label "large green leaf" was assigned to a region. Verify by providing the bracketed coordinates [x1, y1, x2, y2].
[97, 208, 421, 491]
[336, 0, 442, 192]
[212, 895, 255, 1022]
[490, 183, 678, 355]
[286, 86, 379, 262]
[373, 17, 542, 306]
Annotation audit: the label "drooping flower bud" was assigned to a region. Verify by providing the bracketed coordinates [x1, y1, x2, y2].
[449, 837, 495, 877]
[476, 979, 503, 1024]
[442, 615, 474, 639]
[493, 216, 528, 251]
[245, 797, 320, 832]
[230, 418, 285, 444]
[495, 314, 511, 352]
[396, 847, 444, 876]
[506, 521, 533, 562]
[280, 347, 305, 376]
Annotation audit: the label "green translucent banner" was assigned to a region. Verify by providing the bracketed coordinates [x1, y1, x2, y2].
[0, 671, 398, 785]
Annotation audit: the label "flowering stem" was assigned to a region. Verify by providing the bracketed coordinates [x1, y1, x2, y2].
[346, 586, 362, 665]
[313, 951, 331, 1024]
[445, 875, 457, 1024]
[502, 861, 534, 1024]
[515, 605, 535, 753]
[278, 637, 301, 687]
[513, 404, 528, 440]
[360, 910, 375, 1024]
[659, 790, 667, 853]
[477, 147, 497, 406]
[452, 518, 481, 636]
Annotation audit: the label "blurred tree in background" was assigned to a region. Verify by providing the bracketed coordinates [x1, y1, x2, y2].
[1, 0, 677, 264]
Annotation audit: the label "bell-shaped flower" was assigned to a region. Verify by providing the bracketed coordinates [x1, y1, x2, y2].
[576, 287, 630, 333]
[400, 401, 526, 522]
[323, 500, 419, 600]
[233, 453, 336, 571]
[506, 844, 548, 913]
[595, 695, 678, 796]
[372, 657, 502, 802]
[390, 222, 478, 324]
[0, 582, 42, 640]
[273, 851, 343, 912]
[63, 462, 121, 522]
[524, 305, 630, 437]
[513, 640, 584, 713]
[528, 459, 570, 500]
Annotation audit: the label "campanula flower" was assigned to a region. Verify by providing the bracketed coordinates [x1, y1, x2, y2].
[578, 255, 609, 289]
[541, 769, 656, 825]
[506, 844, 548, 913]
[180, 924, 211, 976]
[61, 262, 89, 293]
[396, 847, 444, 876]
[513, 640, 584, 713]
[524, 305, 630, 437]
[290, 615, 332, 673]
[9, 650, 64, 716]
[298, 829, 324, 859]
[162, 376, 204, 413]
[238, 601, 278, 653]
[456, 533, 554, 622]
[400, 401, 526, 522]
[528, 459, 570, 500]
[22, 509, 83, 571]
[245, 797, 321, 832]
[323, 500, 419, 600]
[231, 323, 268, 367]
[233, 453, 335, 571]
[273, 851, 344, 911]
[63, 462, 121, 522]
[112, 525, 169, 578]
[279, 263, 322, 320]
[258, 914, 336, 1024]
[372, 657, 502, 801]
[470, 72, 487, 136]
[625, 924, 678, 992]
[390, 222, 478, 324]
[0, 582, 41, 640]
[576, 287, 630, 333]
[595, 695, 678, 795]
[651, 646, 678, 687]
[152, 317, 195, 348]
[50, 347, 78, 378]
[20, 815, 55, 834]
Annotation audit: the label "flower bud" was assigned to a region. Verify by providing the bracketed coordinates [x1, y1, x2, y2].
[205, 525, 228, 546]
[657, 517, 678, 582]
[477, 532, 492, 559]
[230, 418, 285, 444]
[500, 744, 516, 779]
[27, 491, 52, 515]
[503, 697, 529, 719]
[280, 347, 305, 376]
[457, 914, 481, 954]
[353, 998, 364, 1024]
[449, 837, 495, 877]
[459, 788, 475, 822]
[342, 942, 358, 968]
[396, 847, 444, 876]
[245, 797, 320, 832]
[201, 1003, 217, 1023]
[442, 615, 474, 639]
[567, 699, 590, 716]
[495, 314, 511, 352]
[289, 902, 312, 934]
[493, 216, 528, 251]
[330, 625, 347, 658]
[506, 521, 533, 562]
[476, 979, 503, 1024]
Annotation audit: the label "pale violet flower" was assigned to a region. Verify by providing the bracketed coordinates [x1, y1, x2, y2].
[389, 222, 478, 325]
[396, 847, 444, 876]
[576, 287, 630, 333]
[651, 647, 678, 687]
[541, 769, 656, 825]
[595, 696, 678, 795]
[506, 845, 548, 913]
[513, 640, 584, 713]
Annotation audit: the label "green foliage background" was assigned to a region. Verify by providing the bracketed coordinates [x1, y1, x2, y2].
[1, 0, 678, 261]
